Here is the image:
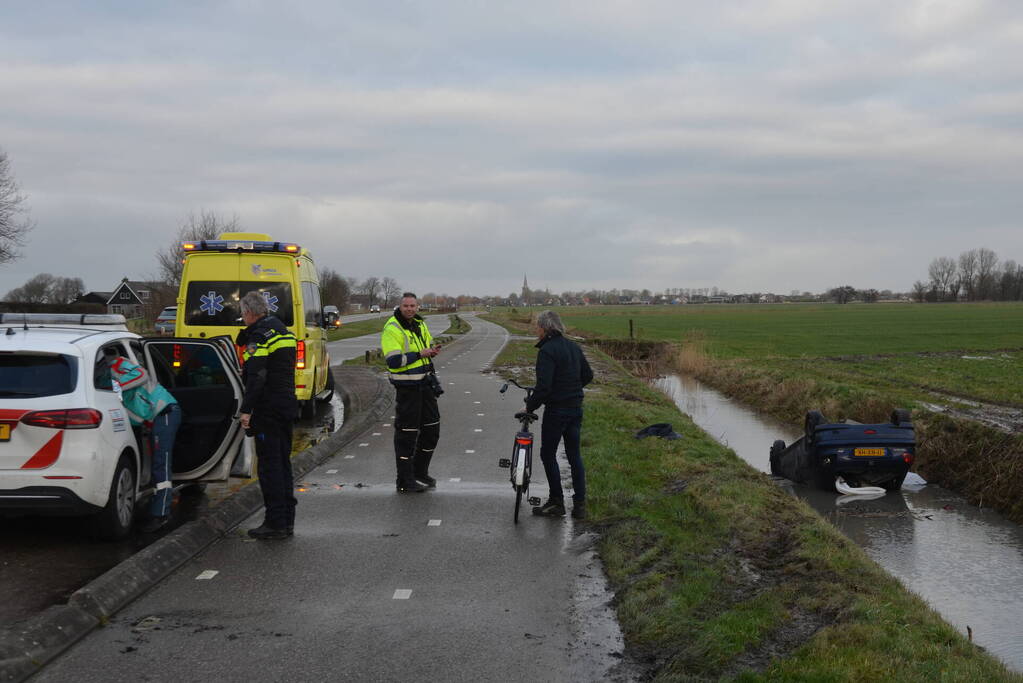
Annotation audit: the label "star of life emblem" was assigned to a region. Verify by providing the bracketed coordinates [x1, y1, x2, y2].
[261, 291, 279, 313]
[200, 291, 225, 315]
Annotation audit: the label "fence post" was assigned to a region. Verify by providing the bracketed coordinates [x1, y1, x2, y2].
[365, 350, 371, 363]
[629, 319, 634, 339]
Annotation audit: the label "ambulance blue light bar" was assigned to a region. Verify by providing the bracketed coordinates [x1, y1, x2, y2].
[181, 240, 300, 254]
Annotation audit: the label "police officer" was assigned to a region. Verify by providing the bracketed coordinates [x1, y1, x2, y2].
[238, 291, 299, 539]
[381, 292, 441, 493]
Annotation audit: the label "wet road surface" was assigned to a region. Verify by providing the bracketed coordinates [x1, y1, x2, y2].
[657, 373, 1023, 672]
[33, 315, 629, 682]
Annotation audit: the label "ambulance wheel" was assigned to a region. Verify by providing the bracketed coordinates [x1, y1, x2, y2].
[317, 369, 335, 403]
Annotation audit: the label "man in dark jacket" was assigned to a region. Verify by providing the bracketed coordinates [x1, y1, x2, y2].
[526, 311, 594, 519]
[237, 291, 299, 539]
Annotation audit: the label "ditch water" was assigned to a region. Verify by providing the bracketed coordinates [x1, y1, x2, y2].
[655, 374, 1023, 672]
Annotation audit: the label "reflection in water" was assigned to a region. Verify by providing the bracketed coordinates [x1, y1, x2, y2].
[655, 374, 1023, 672]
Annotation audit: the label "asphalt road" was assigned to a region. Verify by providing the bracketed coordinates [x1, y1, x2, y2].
[34, 314, 627, 682]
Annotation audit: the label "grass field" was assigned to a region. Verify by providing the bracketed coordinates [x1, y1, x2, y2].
[544, 302, 1023, 358]
[495, 303, 1023, 410]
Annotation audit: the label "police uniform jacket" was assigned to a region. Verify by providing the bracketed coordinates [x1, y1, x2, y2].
[238, 314, 298, 419]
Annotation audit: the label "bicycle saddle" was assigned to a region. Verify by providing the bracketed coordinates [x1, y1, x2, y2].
[514, 411, 539, 421]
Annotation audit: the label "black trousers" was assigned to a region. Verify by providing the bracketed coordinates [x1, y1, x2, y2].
[253, 416, 296, 529]
[393, 383, 440, 485]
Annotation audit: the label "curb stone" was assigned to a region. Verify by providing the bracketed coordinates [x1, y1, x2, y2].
[0, 365, 392, 683]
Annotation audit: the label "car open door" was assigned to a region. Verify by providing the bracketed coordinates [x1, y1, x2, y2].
[138, 338, 253, 481]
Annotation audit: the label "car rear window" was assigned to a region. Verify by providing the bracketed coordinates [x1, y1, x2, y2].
[183, 281, 293, 327]
[0, 354, 78, 397]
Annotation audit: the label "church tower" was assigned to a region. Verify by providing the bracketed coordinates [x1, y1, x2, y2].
[521, 274, 529, 305]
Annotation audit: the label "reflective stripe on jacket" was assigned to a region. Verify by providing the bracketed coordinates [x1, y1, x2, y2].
[381, 313, 433, 384]
[238, 314, 299, 418]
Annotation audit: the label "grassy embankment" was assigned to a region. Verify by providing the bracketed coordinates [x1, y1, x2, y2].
[488, 304, 1023, 525]
[488, 333, 1017, 681]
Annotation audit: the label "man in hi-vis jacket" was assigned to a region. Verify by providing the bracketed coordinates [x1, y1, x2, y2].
[381, 292, 442, 493]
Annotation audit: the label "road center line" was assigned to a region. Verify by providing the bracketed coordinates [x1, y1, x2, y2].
[427, 519, 442, 526]
[392, 589, 413, 600]
[196, 570, 218, 580]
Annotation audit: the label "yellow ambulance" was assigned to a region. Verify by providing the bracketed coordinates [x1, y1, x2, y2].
[175, 232, 332, 417]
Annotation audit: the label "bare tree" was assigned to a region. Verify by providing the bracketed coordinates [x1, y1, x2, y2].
[156, 210, 240, 286]
[911, 280, 928, 303]
[51, 276, 85, 304]
[928, 256, 957, 301]
[381, 276, 401, 308]
[828, 285, 857, 304]
[358, 277, 382, 306]
[318, 267, 351, 310]
[975, 247, 998, 300]
[0, 149, 34, 265]
[958, 249, 979, 301]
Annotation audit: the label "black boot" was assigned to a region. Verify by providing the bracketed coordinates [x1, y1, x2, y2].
[396, 456, 426, 493]
[414, 451, 435, 488]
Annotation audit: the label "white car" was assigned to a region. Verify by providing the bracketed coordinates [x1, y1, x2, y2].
[0, 313, 252, 540]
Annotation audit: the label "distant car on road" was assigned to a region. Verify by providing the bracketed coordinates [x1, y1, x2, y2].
[0, 313, 252, 540]
[770, 410, 915, 493]
[154, 306, 177, 334]
[323, 305, 341, 328]
[369, 304, 381, 313]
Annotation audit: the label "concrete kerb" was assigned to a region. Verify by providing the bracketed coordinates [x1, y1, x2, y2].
[0, 366, 392, 683]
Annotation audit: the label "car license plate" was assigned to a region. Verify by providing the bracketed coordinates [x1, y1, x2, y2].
[854, 447, 885, 457]
[0, 424, 10, 441]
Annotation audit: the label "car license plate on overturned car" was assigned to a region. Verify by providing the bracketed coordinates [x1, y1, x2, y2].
[854, 447, 885, 457]
[0, 423, 10, 441]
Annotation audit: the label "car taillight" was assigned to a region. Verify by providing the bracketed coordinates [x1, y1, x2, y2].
[891, 447, 914, 464]
[296, 340, 306, 369]
[21, 409, 103, 429]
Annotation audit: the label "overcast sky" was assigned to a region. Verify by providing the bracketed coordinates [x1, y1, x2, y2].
[1, 1, 1021, 298]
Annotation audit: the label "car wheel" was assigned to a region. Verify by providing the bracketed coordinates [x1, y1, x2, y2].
[769, 439, 785, 476]
[317, 368, 335, 403]
[891, 409, 912, 426]
[804, 411, 825, 445]
[91, 452, 137, 541]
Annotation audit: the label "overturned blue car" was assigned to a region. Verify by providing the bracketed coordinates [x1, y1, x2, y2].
[770, 410, 915, 493]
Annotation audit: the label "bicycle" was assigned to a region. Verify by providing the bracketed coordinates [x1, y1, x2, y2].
[498, 379, 542, 523]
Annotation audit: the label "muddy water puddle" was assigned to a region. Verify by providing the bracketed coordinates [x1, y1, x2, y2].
[655, 374, 1023, 672]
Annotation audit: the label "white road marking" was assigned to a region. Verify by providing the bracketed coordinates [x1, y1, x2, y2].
[372, 432, 382, 436]
[465, 449, 475, 454]
[477, 413, 485, 416]
[383, 423, 391, 427]
[196, 570, 218, 580]
[449, 477, 461, 482]
[326, 469, 338, 474]
[464, 391, 471, 394]
[474, 429, 483, 432]
[474, 401, 481, 404]
[393, 589, 413, 600]
[427, 519, 442, 526]
[344, 455, 355, 459]
[359, 443, 369, 447]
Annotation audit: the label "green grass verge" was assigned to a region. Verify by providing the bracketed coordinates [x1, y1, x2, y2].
[489, 338, 1019, 681]
[326, 316, 389, 341]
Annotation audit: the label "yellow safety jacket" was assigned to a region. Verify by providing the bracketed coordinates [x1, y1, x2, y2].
[381, 313, 434, 384]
